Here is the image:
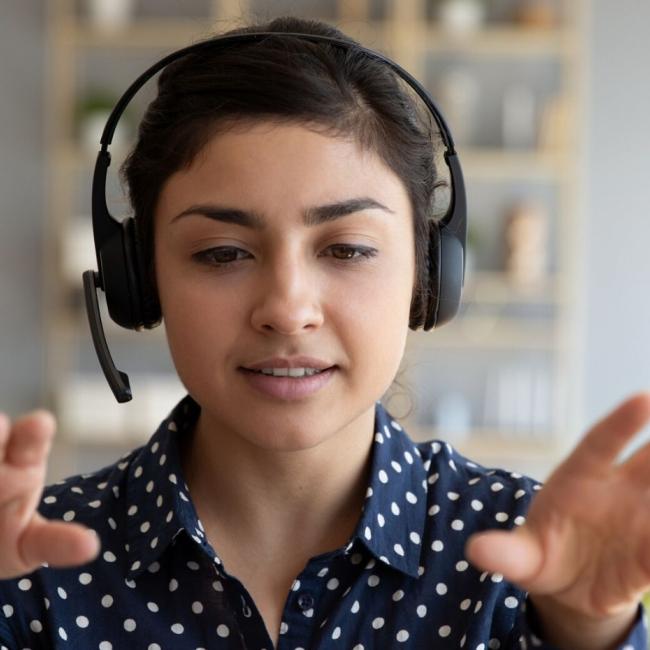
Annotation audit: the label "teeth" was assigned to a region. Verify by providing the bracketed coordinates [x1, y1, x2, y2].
[256, 367, 323, 377]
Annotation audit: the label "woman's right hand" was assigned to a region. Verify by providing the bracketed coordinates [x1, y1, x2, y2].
[0, 410, 100, 580]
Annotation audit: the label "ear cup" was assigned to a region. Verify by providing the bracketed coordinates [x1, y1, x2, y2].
[121, 217, 162, 330]
[432, 223, 464, 328]
[128, 218, 162, 328]
[422, 220, 442, 331]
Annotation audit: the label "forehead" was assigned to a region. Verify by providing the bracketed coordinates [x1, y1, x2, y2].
[155, 120, 410, 224]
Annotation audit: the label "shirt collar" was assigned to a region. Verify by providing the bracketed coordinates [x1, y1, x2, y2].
[125, 395, 428, 581]
[348, 400, 428, 579]
[125, 394, 216, 580]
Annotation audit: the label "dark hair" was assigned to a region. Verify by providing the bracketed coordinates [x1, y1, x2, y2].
[120, 15, 446, 333]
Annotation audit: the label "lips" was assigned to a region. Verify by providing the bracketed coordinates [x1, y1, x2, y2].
[242, 356, 336, 371]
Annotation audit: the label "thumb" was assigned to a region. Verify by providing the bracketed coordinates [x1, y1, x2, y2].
[19, 514, 101, 571]
[465, 527, 545, 589]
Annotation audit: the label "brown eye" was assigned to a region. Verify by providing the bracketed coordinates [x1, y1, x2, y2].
[192, 247, 251, 267]
[326, 245, 378, 262]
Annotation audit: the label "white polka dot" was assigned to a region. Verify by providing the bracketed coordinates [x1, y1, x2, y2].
[124, 618, 136, 632]
[392, 590, 405, 601]
[76, 616, 89, 628]
[396, 629, 409, 642]
[496, 512, 509, 522]
[171, 623, 184, 634]
[18, 579, 32, 591]
[460, 598, 471, 610]
[364, 526, 372, 540]
[213, 580, 224, 592]
[391, 501, 400, 515]
[169, 578, 179, 591]
[456, 560, 469, 571]
[378, 470, 388, 483]
[451, 519, 464, 531]
[436, 582, 448, 595]
[409, 531, 421, 544]
[332, 627, 341, 640]
[447, 491, 460, 501]
[491, 573, 504, 583]
[428, 504, 440, 516]
[505, 596, 519, 608]
[404, 451, 413, 464]
[377, 513, 385, 527]
[30, 620, 43, 633]
[2, 605, 14, 617]
[406, 491, 417, 504]
[59, 626, 68, 640]
[471, 499, 484, 511]
[134, 465, 143, 478]
[351, 600, 360, 613]
[146, 480, 154, 493]
[128, 505, 138, 516]
[99, 642, 112, 650]
[368, 574, 380, 587]
[192, 601, 204, 614]
[417, 604, 427, 617]
[79, 572, 92, 585]
[391, 461, 402, 473]
[147, 601, 159, 612]
[57, 587, 67, 599]
[394, 543, 405, 556]
[88, 500, 101, 508]
[439, 625, 452, 637]
[216, 624, 230, 637]
[63, 510, 75, 521]
[491, 481, 504, 492]
[474, 600, 483, 613]
[372, 617, 385, 629]
[327, 578, 339, 590]
[431, 540, 444, 552]
[103, 551, 116, 563]
[43, 496, 57, 504]
[140, 521, 151, 533]
[514, 515, 526, 526]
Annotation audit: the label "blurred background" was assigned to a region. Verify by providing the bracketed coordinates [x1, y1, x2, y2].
[0, 0, 649, 486]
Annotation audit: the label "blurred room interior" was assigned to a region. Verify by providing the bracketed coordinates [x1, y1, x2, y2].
[1, 0, 649, 489]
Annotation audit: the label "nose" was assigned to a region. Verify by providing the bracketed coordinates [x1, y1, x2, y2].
[250, 253, 324, 336]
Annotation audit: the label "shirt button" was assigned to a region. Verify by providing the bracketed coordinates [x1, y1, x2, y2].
[297, 593, 314, 611]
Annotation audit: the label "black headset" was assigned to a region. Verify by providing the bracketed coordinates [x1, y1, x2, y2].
[83, 31, 467, 403]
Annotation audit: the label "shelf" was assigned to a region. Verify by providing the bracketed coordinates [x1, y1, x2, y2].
[64, 17, 389, 50]
[416, 25, 572, 57]
[63, 17, 570, 58]
[462, 271, 561, 304]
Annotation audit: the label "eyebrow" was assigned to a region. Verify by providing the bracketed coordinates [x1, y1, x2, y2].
[169, 197, 394, 228]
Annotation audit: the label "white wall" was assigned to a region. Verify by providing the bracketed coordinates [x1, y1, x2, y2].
[580, 0, 650, 453]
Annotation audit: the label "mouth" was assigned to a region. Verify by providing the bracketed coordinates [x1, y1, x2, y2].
[239, 365, 338, 400]
[240, 366, 337, 377]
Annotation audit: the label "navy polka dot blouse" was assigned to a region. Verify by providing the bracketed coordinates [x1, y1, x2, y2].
[0, 394, 646, 649]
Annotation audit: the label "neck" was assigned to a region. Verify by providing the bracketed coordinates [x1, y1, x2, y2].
[180, 405, 376, 557]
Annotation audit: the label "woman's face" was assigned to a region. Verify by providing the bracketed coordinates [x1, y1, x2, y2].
[154, 121, 416, 452]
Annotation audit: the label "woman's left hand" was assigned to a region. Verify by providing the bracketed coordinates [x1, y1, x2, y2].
[465, 391, 650, 629]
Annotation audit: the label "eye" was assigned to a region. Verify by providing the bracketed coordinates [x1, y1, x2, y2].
[192, 246, 251, 267]
[324, 244, 378, 263]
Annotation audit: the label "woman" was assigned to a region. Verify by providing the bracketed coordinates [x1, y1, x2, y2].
[1, 15, 649, 650]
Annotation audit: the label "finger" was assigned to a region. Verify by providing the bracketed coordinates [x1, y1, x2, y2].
[465, 527, 546, 589]
[0, 412, 10, 463]
[19, 513, 101, 571]
[5, 410, 56, 468]
[564, 392, 650, 473]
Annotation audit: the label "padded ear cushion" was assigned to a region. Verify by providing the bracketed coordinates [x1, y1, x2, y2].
[434, 223, 464, 327]
[122, 217, 162, 330]
[423, 220, 442, 331]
